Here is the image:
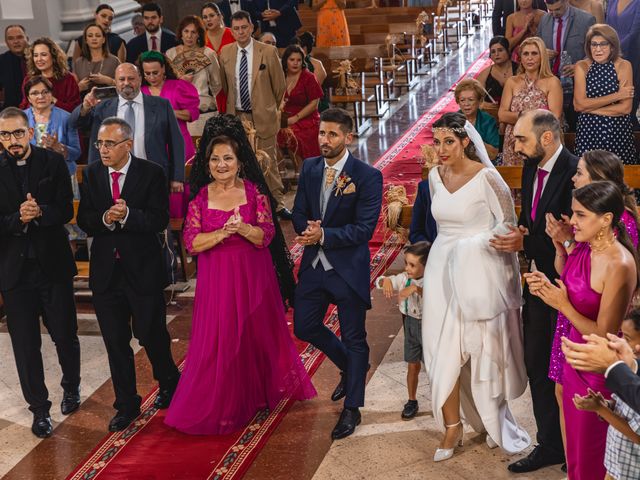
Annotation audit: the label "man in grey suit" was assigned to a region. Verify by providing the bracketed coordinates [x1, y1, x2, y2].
[70, 63, 185, 191]
[537, 0, 595, 129]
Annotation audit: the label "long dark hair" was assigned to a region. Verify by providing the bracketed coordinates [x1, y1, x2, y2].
[573, 181, 640, 288]
[432, 111, 480, 161]
[582, 150, 639, 229]
[190, 114, 296, 308]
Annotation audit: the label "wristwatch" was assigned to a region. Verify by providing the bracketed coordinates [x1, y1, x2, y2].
[562, 238, 575, 249]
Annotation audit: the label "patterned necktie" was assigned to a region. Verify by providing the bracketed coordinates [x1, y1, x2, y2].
[553, 18, 563, 74]
[124, 100, 135, 138]
[111, 171, 122, 203]
[325, 167, 337, 188]
[239, 49, 251, 111]
[531, 168, 549, 221]
[151, 35, 158, 51]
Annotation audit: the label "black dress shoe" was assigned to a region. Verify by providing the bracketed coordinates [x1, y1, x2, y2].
[331, 408, 361, 440]
[32, 412, 53, 438]
[507, 445, 565, 473]
[331, 372, 347, 402]
[61, 389, 81, 415]
[561, 463, 567, 473]
[401, 400, 419, 419]
[154, 386, 177, 409]
[108, 409, 141, 432]
[276, 208, 293, 220]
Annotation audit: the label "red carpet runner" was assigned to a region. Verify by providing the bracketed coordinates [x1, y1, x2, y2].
[67, 50, 491, 480]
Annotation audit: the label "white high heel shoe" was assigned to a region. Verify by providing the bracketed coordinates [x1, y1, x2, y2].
[433, 421, 464, 462]
[486, 434, 498, 449]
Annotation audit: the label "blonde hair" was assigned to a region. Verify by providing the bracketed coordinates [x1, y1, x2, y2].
[585, 24, 621, 62]
[517, 36, 554, 79]
[454, 78, 484, 102]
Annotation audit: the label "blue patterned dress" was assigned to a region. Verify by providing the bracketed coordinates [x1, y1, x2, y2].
[575, 61, 637, 164]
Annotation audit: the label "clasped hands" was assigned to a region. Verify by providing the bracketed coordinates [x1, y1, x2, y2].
[104, 198, 128, 225]
[381, 278, 420, 302]
[262, 9, 281, 20]
[295, 220, 322, 247]
[220, 207, 251, 239]
[562, 332, 639, 374]
[523, 270, 570, 311]
[19, 193, 41, 223]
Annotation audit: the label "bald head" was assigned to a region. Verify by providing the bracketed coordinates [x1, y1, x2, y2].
[513, 109, 562, 166]
[115, 63, 141, 100]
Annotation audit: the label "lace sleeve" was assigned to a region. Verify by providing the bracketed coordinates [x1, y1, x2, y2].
[484, 168, 517, 228]
[255, 192, 275, 248]
[183, 195, 202, 254]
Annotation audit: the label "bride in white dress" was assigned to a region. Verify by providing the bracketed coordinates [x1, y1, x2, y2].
[423, 112, 530, 461]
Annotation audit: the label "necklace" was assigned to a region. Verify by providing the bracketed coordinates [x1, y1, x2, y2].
[589, 235, 616, 252]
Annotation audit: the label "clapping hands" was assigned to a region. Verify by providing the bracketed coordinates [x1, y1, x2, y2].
[523, 271, 570, 311]
[295, 220, 322, 247]
[573, 388, 608, 413]
[223, 207, 243, 235]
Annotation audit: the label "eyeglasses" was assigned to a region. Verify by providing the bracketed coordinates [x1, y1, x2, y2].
[590, 41, 610, 49]
[0, 129, 27, 141]
[28, 89, 51, 97]
[94, 138, 129, 150]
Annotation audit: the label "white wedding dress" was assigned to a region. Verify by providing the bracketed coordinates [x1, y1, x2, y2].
[422, 166, 531, 454]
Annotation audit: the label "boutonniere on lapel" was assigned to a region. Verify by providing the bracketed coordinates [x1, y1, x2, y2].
[259, 64, 266, 70]
[334, 173, 356, 196]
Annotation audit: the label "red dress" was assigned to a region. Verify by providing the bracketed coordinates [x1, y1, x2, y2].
[278, 69, 323, 160]
[205, 28, 235, 113]
[20, 73, 80, 113]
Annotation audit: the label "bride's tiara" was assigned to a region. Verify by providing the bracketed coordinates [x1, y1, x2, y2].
[432, 126, 467, 134]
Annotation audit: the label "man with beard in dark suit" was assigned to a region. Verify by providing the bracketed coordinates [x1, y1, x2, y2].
[490, 109, 577, 473]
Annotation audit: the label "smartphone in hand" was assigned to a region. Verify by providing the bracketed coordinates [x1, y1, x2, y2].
[94, 86, 118, 100]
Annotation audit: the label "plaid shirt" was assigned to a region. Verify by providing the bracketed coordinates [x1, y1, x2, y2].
[605, 394, 640, 479]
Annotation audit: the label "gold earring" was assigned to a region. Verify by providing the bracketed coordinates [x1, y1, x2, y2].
[596, 227, 605, 242]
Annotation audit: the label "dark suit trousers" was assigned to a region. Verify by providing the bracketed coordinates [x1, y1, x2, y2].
[2, 260, 80, 414]
[92, 261, 178, 413]
[294, 266, 369, 408]
[523, 287, 564, 458]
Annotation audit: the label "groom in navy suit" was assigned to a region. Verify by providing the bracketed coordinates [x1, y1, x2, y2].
[293, 108, 383, 440]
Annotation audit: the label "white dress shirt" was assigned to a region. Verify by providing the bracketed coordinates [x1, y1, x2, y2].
[375, 273, 424, 318]
[229, 0, 241, 15]
[235, 39, 254, 111]
[103, 154, 132, 229]
[117, 91, 146, 160]
[146, 29, 163, 51]
[531, 143, 563, 209]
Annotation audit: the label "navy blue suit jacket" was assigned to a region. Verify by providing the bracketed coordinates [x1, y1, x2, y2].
[255, 0, 302, 47]
[408, 179, 437, 244]
[125, 28, 177, 64]
[606, 361, 640, 414]
[70, 94, 185, 182]
[292, 153, 383, 308]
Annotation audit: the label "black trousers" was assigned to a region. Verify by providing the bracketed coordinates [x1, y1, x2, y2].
[294, 266, 369, 408]
[92, 262, 179, 414]
[2, 260, 80, 414]
[522, 287, 565, 458]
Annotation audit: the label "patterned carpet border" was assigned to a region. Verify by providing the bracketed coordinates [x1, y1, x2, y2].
[67, 49, 491, 480]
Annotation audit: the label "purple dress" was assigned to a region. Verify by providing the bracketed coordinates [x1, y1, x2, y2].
[548, 209, 639, 384]
[558, 242, 608, 479]
[164, 181, 316, 435]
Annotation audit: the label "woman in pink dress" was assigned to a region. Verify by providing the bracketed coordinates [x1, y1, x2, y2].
[505, 0, 544, 61]
[165, 115, 316, 435]
[525, 181, 638, 480]
[546, 149, 639, 459]
[277, 45, 323, 170]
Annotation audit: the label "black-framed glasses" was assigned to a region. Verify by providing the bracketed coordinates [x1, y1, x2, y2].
[29, 89, 51, 97]
[590, 41, 610, 49]
[94, 138, 129, 150]
[0, 129, 27, 141]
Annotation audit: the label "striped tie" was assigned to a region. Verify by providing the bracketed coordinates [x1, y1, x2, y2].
[239, 49, 251, 111]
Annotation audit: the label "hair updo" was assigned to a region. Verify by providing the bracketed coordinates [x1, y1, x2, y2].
[432, 111, 479, 162]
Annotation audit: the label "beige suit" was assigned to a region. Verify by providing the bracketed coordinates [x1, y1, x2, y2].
[219, 40, 286, 209]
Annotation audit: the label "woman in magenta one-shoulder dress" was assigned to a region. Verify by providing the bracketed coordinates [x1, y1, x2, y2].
[165, 116, 316, 435]
[526, 181, 638, 480]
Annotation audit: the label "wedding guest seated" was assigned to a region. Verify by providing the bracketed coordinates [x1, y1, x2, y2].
[570, 0, 604, 22]
[140, 51, 200, 163]
[607, 0, 640, 130]
[277, 45, 323, 170]
[20, 37, 81, 113]
[73, 24, 120, 97]
[454, 79, 500, 160]
[499, 36, 562, 165]
[260, 32, 278, 47]
[477, 37, 519, 106]
[574, 24, 637, 164]
[23, 76, 80, 189]
[0, 25, 28, 109]
[72, 4, 126, 63]
[505, 0, 545, 61]
[166, 15, 221, 136]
